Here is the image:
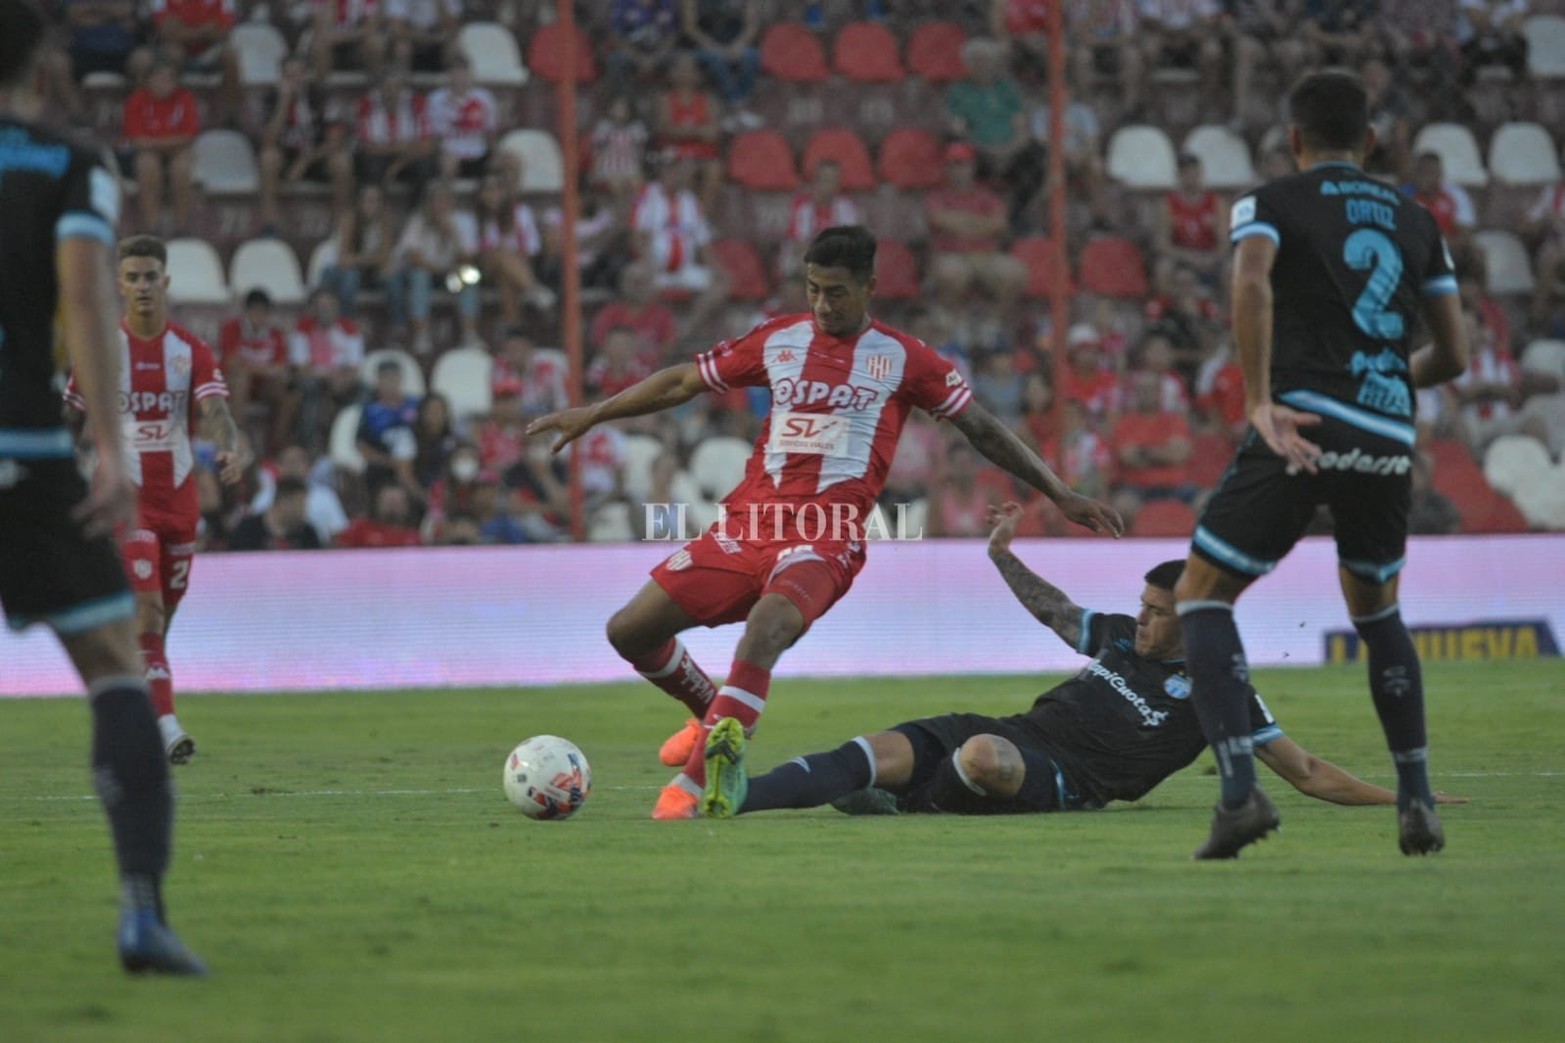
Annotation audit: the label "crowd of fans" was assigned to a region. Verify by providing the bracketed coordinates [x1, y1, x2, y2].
[31, 0, 1565, 549]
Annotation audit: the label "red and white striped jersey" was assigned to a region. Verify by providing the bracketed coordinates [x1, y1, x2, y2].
[314, 0, 377, 28]
[631, 182, 711, 274]
[64, 321, 227, 525]
[784, 192, 861, 246]
[356, 89, 429, 148]
[1455, 344, 1520, 424]
[428, 86, 496, 161]
[480, 202, 541, 256]
[695, 315, 973, 516]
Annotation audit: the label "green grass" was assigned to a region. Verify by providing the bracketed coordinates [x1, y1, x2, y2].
[1, 661, 1562, 1042]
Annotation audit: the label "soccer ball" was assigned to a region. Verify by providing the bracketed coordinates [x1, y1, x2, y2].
[502, 736, 591, 820]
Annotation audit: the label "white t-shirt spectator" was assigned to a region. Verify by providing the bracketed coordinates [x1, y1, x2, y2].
[428, 86, 497, 162]
[395, 208, 479, 271]
[383, 0, 456, 28]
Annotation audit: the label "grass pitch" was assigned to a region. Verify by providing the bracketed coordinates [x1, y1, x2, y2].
[1, 660, 1562, 1042]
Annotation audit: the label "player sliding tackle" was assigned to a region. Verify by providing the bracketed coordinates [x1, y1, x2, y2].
[699, 503, 1467, 820]
[528, 226, 1123, 819]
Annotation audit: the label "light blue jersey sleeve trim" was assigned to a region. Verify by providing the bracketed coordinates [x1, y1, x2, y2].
[8, 591, 135, 636]
[1193, 526, 1278, 577]
[1422, 275, 1459, 297]
[1076, 609, 1096, 655]
[1231, 222, 1280, 246]
[55, 211, 114, 245]
[1252, 724, 1285, 746]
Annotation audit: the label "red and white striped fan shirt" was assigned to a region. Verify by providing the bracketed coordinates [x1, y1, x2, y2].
[315, 0, 377, 28]
[784, 192, 861, 247]
[631, 182, 711, 274]
[694, 315, 973, 518]
[64, 322, 228, 526]
[356, 88, 430, 147]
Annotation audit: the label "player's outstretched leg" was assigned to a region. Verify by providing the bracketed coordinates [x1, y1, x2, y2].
[1193, 787, 1281, 861]
[700, 717, 749, 819]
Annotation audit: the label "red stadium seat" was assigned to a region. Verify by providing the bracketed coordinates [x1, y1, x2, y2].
[1130, 499, 1197, 538]
[1079, 236, 1150, 298]
[874, 238, 921, 299]
[877, 128, 945, 189]
[802, 128, 877, 190]
[760, 23, 829, 82]
[1188, 432, 1235, 489]
[526, 23, 598, 83]
[1428, 438, 1488, 504]
[1461, 488, 1532, 533]
[711, 238, 773, 300]
[832, 22, 904, 83]
[1012, 237, 1075, 298]
[907, 22, 967, 83]
[727, 130, 801, 190]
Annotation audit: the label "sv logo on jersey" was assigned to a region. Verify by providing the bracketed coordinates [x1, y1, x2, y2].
[769, 411, 848, 456]
[130, 419, 177, 452]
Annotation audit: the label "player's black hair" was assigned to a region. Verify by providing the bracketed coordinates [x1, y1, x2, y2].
[803, 226, 877, 284]
[244, 288, 272, 309]
[1288, 71, 1370, 153]
[0, 0, 45, 89]
[1143, 560, 1185, 591]
[275, 476, 309, 500]
[118, 235, 167, 267]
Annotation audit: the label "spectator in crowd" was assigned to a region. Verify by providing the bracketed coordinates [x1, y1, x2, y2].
[607, 0, 681, 92]
[258, 56, 354, 233]
[338, 484, 424, 548]
[1225, 1, 1308, 128]
[319, 183, 396, 318]
[356, 359, 422, 500]
[1018, 369, 1056, 455]
[1302, 0, 1383, 67]
[491, 327, 569, 418]
[656, 51, 724, 210]
[540, 182, 627, 294]
[472, 479, 533, 544]
[219, 289, 298, 454]
[145, 0, 240, 123]
[1139, 0, 1223, 110]
[990, 0, 1055, 82]
[587, 326, 656, 398]
[1408, 452, 1462, 535]
[972, 350, 1024, 427]
[1129, 331, 1193, 413]
[570, 397, 630, 513]
[925, 142, 1027, 316]
[387, 181, 482, 353]
[1144, 262, 1221, 375]
[882, 410, 947, 514]
[386, 0, 460, 73]
[927, 441, 1015, 537]
[510, 435, 570, 539]
[1524, 164, 1565, 332]
[474, 170, 550, 326]
[1039, 396, 1113, 502]
[1154, 153, 1226, 291]
[438, 511, 484, 545]
[682, 0, 764, 126]
[781, 160, 860, 277]
[591, 262, 679, 366]
[429, 55, 496, 180]
[1445, 305, 1565, 453]
[1028, 94, 1109, 228]
[1056, 323, 1121, 426]
[250, 444, 350, 545]
[946, 37, 1043, 227]
[61, 0, 143, 85]
[590, 93, 651, 202]
[1108, 369, 1195, 525]
[311, 0, 385, 81]
[1403, 150, 1477, 247]
[422, 441, 485, 540]
[1362, 54, 1412, 180]
[631, 153, 727, 329]
[229, 476, 324, 551]
[1067, 0, 1142, 115]
[413, 392, 460, 491]
[1195, 338, 1248, 441]
[122, 57, 199, 233]
[355, 69, 436, 200]
[1455, 0, 1529, 86]
[290, 287, 366, 449]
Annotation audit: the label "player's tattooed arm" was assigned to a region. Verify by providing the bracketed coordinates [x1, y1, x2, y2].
[199, 396, 245, 485]
[984, 503, 1084, 649]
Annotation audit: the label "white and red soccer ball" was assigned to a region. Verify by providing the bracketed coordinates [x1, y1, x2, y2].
[502, 736, 591, 820]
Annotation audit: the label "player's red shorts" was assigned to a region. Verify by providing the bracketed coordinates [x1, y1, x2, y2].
[650, 524, 867, 631]
[123, 512, 199, 614]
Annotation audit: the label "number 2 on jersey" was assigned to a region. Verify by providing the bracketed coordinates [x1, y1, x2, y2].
[1344, 229, 1404, 340]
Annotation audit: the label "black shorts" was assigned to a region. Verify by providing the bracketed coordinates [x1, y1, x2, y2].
[891, 714, 1097, 815]
[1193, 408, 1413, 583]
[0, 456, 133, 634]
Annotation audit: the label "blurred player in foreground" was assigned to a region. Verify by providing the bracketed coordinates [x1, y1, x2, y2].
[1173, 72, 1470, 859]
[0, 0, 204, 973]
[66, 235, 242, 763]
[701, 503, 1467, 820]
[528, 226, 1123, 819]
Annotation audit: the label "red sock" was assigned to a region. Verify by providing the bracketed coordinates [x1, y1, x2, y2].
[629, 637, 717, 717]
[682, 659, 771, 786]
[139, 633, 175, 718]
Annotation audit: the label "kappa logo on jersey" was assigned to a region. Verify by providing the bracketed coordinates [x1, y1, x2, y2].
[865, 354, 892, 381]
[772, 377, 878, 411]
[775, 349, 797, 363]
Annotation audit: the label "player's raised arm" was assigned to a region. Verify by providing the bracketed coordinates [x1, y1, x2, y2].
[58, 234, 136, 538]
[950, 401, 1124, 536]
[526, 362, 708, 454]
[1231, 230, 1322, 474]
[984, 502, 1088, 650]
[1255, 736, 1469, 807]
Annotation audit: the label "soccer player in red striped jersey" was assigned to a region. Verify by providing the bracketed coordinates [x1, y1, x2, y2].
[65, 235, 244, 764]
[528, 226, 1124, 819]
